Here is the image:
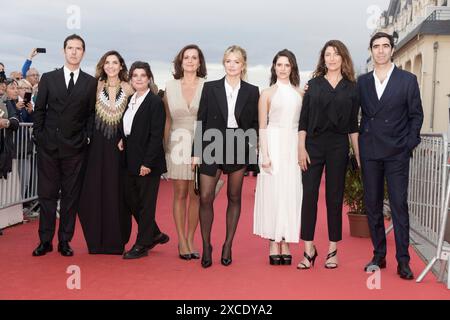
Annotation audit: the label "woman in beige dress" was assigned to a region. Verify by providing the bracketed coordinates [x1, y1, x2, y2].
[164, 44, 207, 260]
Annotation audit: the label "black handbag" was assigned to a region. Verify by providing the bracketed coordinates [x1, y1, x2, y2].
[194, 165, 200, 195]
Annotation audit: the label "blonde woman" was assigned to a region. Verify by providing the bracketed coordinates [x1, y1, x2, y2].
[192, 45, 259, 268]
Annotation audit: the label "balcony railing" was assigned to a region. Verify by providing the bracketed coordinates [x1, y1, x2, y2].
[426, 8, 450, 21]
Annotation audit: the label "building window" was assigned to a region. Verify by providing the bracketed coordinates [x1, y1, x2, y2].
[405, 60, 412, 72]
[413, 54, 423, 87]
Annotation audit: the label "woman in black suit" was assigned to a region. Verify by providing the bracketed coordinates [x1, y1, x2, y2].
[118, 61, 168, 260]
[192, 45, 259, 268]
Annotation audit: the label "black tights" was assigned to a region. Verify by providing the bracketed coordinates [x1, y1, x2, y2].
[199, 167, 246, 260]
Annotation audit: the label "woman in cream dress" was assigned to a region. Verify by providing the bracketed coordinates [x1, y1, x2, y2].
[164, 44, 207, 260]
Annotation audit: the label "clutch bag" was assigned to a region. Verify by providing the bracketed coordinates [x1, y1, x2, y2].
[194, 165, 200, 195]
[348, 147, 359, 172]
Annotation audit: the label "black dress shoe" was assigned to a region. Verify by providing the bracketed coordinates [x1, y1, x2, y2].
[58, 241, 74, 257]
[201, 245, 213, 268]
[397, 262, 414, 280]
[147, 233, 170, 250]
[364, 256, 386, 272]
[32, 242, 53, 256]
[123, 245, 148, 260]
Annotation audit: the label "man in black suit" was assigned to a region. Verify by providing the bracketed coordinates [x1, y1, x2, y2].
[32, 34, 97, 257]
[358, 32, 424, 279]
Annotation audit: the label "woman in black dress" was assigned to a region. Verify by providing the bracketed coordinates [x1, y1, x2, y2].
[78, 51, 134, 254]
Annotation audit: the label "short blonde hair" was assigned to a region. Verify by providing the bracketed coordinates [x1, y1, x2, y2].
[17, 79, 32, 90]
[222, 45, 247, 80]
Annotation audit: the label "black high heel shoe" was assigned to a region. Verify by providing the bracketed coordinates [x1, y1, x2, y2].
[201, 245, 213, 268]
[178, 245, 192, 260]
[280, 241, 292, 265]
[324, 249, 338, 269]
[269, 255, 282, 265]
[269, 240, 281, 265]
[297, 246, 318, 270]
[281, 254, 292, 265]
[190, 252, 200, 260]
[221, 244, 232, 266]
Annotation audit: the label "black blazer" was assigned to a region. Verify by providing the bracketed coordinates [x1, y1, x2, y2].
[358, 66, 424, 160]
[119, 91, 167, 176]
[33, 68, 97, 157]
[192, 77, 259, 175]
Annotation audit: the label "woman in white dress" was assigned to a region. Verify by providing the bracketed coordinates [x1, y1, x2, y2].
[254, 49, 303, 265]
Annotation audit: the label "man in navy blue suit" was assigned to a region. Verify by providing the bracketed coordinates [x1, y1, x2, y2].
[358, 32, 423, 280]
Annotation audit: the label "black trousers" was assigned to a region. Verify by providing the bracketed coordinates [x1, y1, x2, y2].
[361, 153, 410, 263]
[120, 171, 162, 247]
[301, 132, 349, 242]
[37, 147, 86, 243]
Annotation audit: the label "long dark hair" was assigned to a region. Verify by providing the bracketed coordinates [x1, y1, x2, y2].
[312, 40, 356, 83]
[173, 44, 207, 80]
[95, 50, 129, 82]
[270, 49, 300, 87]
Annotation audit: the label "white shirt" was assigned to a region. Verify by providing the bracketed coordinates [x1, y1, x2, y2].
[63, 65, 80, 88]
[224, 79, 241, 128]
[373, 63, 395, 100]
[123, 89, 150, 136]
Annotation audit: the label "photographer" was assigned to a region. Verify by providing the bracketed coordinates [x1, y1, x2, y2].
[22, 49, 42, 96]
[16, 79, 34, 123]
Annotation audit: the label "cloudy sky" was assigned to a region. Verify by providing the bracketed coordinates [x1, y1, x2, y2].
[1, 0, 390, 88]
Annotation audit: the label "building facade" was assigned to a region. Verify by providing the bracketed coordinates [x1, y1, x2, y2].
[370, 0, 450, 133]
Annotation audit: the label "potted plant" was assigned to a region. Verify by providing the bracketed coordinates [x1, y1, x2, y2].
[344, 167, 371, 238]
[344, 163, 391, 238]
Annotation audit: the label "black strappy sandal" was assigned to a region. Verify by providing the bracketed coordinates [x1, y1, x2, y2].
[324, 249, 338, 269]
[297, 247, 318, 270]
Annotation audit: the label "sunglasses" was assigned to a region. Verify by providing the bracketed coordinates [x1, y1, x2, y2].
[4, 78, 18, 86]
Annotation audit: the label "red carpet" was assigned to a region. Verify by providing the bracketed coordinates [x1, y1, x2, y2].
[0, 176, 448, 300]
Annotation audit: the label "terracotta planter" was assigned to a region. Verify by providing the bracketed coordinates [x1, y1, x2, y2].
[347, 213, 371, 238]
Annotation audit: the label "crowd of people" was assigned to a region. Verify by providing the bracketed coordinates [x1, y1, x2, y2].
[0, 31, 424, 280]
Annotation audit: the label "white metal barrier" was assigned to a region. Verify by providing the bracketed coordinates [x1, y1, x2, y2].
[0, 123, 38, 210]
[409, 134, 450, 288]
